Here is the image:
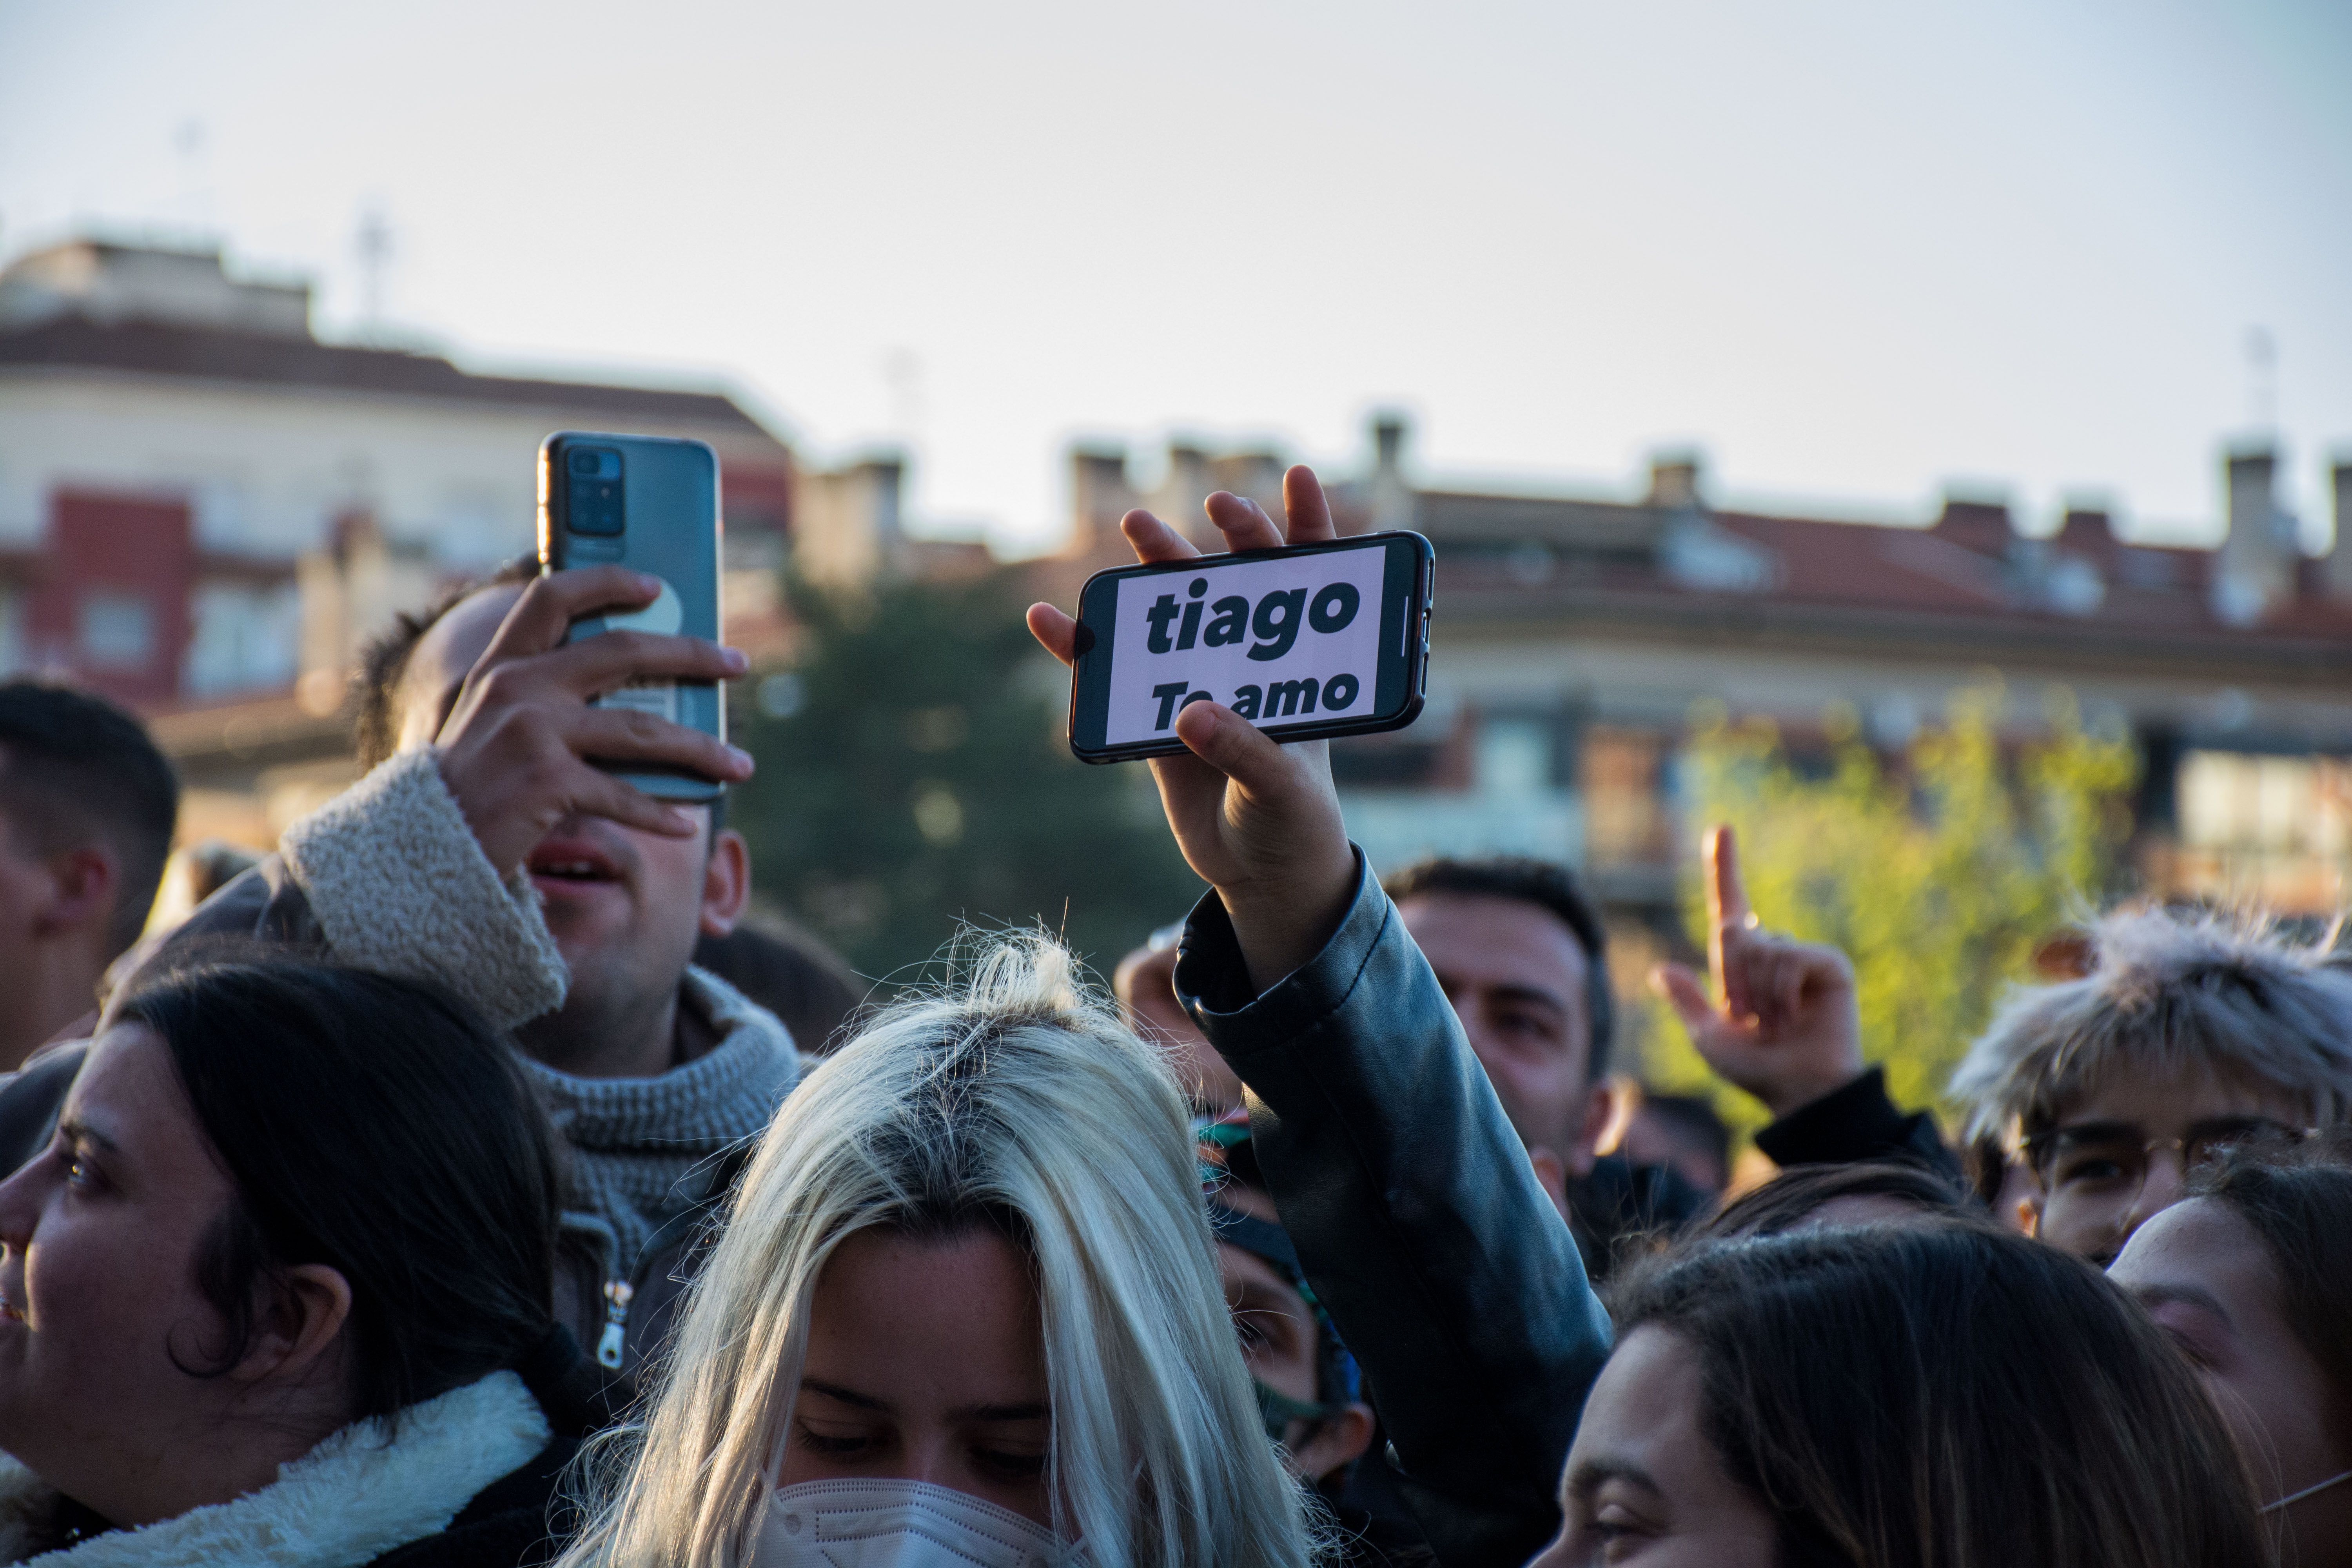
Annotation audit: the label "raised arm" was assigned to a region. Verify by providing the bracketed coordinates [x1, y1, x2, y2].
[1651, 825, 1954, 1173]
[1030, 469, 1611, 1566]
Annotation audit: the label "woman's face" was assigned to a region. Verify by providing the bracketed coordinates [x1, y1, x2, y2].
[2110, 1196, 2352, 1548]
[0, 1025, 243, 1522]
[778, 1227, 1053, 1526]
[1532, 1326, 1775, 1567]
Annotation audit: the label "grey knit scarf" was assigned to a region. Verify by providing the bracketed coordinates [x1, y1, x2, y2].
[524, 965, 806, 1278]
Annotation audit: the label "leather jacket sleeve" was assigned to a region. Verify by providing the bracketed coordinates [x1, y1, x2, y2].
[1754, 1065, 1962, 1182]
[1173, 851, 1611, 1568]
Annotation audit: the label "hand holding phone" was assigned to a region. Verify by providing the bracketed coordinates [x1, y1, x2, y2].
[434, 567, 752, 876]
[1027, 467, 1370, 991]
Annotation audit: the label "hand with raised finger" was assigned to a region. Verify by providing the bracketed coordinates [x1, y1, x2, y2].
[1027, 466, 1355, 992]
[1648, 824, 1864, 1120]
[434, 567, 753, 874]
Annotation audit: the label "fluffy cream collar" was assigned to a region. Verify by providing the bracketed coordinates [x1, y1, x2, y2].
[0, 1370, 550, 1566]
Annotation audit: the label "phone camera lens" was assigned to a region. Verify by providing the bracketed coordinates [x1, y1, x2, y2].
[569, 451, 599, 475]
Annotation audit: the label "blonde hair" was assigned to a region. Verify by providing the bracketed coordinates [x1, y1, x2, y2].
[1950, 904, 2352, 1144]
[556, 933, 1319, 1568]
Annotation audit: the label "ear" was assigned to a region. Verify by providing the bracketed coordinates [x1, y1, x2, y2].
[231, 1263, 354, 1390]
[35, 845, 119, 941]
[1564, 1076, 1622, 1179]
[1287, 1401, 1376, 1486]
[699, 828, 751, 938]
[2018, 1193, 2043, 1238]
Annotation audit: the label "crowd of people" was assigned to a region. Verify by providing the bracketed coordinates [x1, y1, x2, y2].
[0, 464, 2345, 1566]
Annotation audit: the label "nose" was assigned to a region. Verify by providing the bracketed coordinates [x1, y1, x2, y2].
[2119, 1148, 2192, 1240]
[0, 1151, 47, 1257]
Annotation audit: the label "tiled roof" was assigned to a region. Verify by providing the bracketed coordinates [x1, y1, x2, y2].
[1406, 486, 2352, 676]
[0, 316, 781, 441]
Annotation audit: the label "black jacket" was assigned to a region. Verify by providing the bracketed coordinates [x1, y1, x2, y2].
[1174, 852, 1613, 1568]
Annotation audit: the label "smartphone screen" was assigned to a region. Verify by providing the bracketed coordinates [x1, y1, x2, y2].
[537, 430, 726, 801]
[1067, 532, 1432, 762]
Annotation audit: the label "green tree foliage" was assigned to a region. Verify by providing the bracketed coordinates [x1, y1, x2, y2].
[1641, 685, 2139, 1131]
[730, 570, 1205, 985]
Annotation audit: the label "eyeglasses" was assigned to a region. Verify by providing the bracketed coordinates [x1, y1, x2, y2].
[2024, 1118, 2310, 1200]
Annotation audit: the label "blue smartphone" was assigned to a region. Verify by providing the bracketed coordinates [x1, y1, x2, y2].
[536, 431, 726, 802]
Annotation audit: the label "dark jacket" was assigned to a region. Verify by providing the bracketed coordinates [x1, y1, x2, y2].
[365, 1332, 618, 1568]
[1174, 852, 1614, 1568]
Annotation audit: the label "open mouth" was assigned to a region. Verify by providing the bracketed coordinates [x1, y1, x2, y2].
[526, 840, 623, 888]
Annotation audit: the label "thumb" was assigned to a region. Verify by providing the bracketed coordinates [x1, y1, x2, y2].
[1173, 701, 1296, 796]
[1651, 962, 1717, 1032]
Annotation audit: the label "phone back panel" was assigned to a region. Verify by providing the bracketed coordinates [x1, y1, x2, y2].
[538, 431, 725, 801]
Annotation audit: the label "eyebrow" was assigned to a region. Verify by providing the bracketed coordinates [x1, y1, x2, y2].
[798, 1379, 1049, 1424]
[1486, 983, 1569, 1015]
[55, 1116, 118, 1155]
[1565, 1456, 1663, 1499]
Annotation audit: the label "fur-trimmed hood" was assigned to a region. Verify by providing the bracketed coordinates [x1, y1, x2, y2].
[0, 1372, 551, 1567]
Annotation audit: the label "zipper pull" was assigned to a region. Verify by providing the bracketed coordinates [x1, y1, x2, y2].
[597, 1279, 635, 1370]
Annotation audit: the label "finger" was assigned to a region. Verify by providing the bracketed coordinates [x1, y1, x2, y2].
[1118, 509, 1203, 564]
[563, 706, 757, 782]
[1650, 963, 1717, 1032]
[1028, 603, 1078, 667]
[1708, 824, 1752, 931]
[1775, 947, 1808, 1021]
[564, 768, 706, 840]
[1720, 922, 1758, 1022]
[1203, 491, 1288, 554]
[1172, 699, 1301, 796]
[527, 630, 749, 697]
[1283, 466, 1337, 544]
[483, 568, 662, 664]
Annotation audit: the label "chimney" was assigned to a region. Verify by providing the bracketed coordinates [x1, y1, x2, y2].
[1369, 411, 1414, 533]
[1647, 451, 1704, 512]
[1068, 445, 1132, 560]
[2327, 459, 2352, 603]
[2213, 447, 2292, 625]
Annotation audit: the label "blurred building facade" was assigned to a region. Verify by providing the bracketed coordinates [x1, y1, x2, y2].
[1048, 417, 2352, 923]
[0, 238, 914, 846]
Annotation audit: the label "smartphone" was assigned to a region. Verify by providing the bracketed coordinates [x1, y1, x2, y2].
[1067, 531, 1433, 763]
[537, 430, 726, 802]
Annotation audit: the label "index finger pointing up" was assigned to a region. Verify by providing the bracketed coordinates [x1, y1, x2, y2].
[1708, 824, 1752, 933]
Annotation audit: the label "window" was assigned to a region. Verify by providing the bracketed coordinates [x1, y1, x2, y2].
[77, 592, 155, 670]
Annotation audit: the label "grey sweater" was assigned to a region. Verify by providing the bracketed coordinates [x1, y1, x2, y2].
[270, 750, 806, 1309]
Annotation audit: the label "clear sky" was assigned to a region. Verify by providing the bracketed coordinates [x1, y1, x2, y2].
[2, 0, 2346, 554]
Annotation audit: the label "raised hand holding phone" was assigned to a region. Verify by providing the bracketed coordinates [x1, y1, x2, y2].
[1648, 824, 1866, 1118]
[1028, 467, 1360, 993]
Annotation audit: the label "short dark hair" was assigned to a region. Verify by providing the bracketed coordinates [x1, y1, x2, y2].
[117, 956, 559, 1422]
[1693, 1159, 1973, 1241]
[351, 557, 539, 772]
[2191, 1132, 2352, 1437]
[1383, 855, 1613, 1077]
[0, 682, 179, 958]
[1607, 1226, 2267, 1567]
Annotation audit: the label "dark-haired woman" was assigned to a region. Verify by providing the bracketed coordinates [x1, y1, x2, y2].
[0, 959, 593, 1566]
[1534, 1224, 2268, 1568]
[2110, 1134, 2352, 1568]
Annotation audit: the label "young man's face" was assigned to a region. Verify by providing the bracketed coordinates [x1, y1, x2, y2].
[1395, 890, 1610, 1171]
[2026, 1061, 2308, 1263]
[396, 585, 744, 1037]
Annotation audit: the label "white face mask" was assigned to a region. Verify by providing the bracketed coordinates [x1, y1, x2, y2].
[753, 1478, 1069, 1568]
